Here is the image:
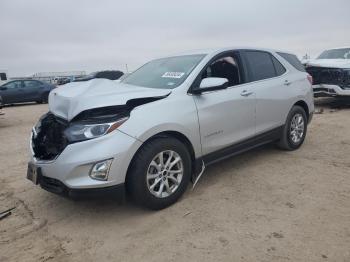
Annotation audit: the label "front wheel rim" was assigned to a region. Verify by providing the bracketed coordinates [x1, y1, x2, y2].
[146, 150, 184, 198]
[290, 113, 305, 144]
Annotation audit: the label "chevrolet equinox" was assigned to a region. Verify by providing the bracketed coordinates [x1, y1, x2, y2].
[27, 47, 314, 210]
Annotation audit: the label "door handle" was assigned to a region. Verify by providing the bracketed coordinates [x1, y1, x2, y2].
[240, 90, 253, 97]
[284, 80, 291, 86]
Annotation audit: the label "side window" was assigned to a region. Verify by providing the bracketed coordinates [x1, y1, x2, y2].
[277, 52, 306, 72]
[244, 51, 276, 81]
[271, 56, 286, 76]
[24, 80, 40, 88]
[201, 54, 241, 87]
[3, 81, 21, 89]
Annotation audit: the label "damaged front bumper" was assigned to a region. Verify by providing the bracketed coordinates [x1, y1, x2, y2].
[28, 166, 125, 199]
[28, 125, 142, 197]
[313, 84, 350, 97]
[306, 66, 350, 97]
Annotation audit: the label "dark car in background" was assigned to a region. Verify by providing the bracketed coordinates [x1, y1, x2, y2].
[0, 95, 4, 115]
[0, 79, 56, 105]
[73, 70, 124, 82]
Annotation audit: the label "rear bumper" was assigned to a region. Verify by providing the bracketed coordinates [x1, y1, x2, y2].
[313, 84, 350, 97]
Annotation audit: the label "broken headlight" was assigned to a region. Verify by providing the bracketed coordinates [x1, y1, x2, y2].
[64, 117, 128, 142]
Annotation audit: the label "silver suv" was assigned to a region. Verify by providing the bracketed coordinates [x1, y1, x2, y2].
[27, 47, 314, 209]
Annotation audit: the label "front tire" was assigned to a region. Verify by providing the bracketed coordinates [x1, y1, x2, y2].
[127, 137, 191, 210]
[278, 105, 307, 150]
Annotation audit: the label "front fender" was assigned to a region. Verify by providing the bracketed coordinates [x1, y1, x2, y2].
[119, 94, 202, 158]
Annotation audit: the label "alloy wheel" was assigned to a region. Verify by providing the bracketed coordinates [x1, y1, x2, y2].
[290, 113, 305, 144]
[146, 150, 184, 198]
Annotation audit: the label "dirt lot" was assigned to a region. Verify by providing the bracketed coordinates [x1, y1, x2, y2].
[0, 99, 349, 262]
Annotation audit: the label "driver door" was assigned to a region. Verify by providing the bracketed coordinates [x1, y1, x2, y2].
[23, 80, 42, 102]
[192, 52, 256, 159]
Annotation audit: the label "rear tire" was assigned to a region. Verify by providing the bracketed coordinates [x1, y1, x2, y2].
[41, 93, 49, 104]
[127, 137, 191, 210]
[278, 105, 307, 150]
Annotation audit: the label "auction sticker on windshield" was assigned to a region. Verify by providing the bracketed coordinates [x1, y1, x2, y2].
[162, 72, 185, 78]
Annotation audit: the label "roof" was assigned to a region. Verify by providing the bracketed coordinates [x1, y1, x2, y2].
[169, 46, 294, 57]
[322, 46, 350, 50]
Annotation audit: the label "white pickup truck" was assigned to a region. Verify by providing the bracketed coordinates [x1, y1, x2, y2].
[304, 47, 350, 97]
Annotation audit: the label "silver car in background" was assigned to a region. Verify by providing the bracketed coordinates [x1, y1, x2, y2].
[27, 47, 314, 209]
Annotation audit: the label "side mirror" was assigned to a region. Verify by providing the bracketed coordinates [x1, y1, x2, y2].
[0, 87, 7, 91]
[192, 77, 229, 94]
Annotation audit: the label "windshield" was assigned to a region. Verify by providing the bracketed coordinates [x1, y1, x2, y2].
[318, 48, 350, 59]
[122, 54, 205, 89]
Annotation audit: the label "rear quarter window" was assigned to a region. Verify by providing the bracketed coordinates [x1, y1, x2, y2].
[244, 51, 277, 81]
[271, 56, 286, 76]
[277, 52, 305, 72]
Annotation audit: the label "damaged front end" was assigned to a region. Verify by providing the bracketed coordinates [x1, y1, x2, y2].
[31, 106, 130, 161]
[31, 96, 168, 161]
[306, 67, 350, 87]
[32, 113, 69, 161]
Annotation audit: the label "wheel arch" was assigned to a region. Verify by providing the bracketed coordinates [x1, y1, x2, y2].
[125, 130, 198, 186]
[293, 100, 310, 120]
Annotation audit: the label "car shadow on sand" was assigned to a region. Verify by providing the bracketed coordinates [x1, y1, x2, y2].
[37, 143, 277, 216]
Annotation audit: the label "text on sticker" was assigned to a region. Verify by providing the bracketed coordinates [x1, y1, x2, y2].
[162, 72, 185, 78]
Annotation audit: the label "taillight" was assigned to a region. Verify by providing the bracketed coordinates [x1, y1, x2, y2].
[307, 74, 313, 85]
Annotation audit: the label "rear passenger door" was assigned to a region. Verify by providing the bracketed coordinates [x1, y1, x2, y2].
[242, 50, 288, 135]
[23, 80, 43, 102]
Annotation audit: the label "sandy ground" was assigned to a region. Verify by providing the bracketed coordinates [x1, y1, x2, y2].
[0, 98, 349, 262]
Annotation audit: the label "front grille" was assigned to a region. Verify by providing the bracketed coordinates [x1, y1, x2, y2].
[32, 113, 68, 161]
[306, 67, 350, 88]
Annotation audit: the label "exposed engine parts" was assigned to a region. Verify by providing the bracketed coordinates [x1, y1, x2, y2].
[32, 113, 68, 160]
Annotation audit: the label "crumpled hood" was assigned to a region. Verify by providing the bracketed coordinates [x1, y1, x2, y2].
[305, 59, 350, 69]
[49, 79, 171, 121]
